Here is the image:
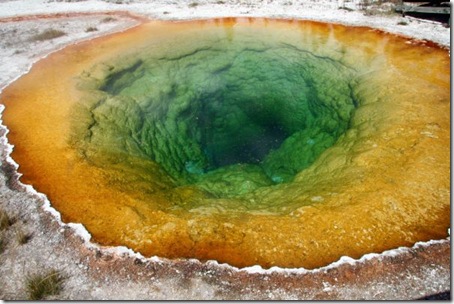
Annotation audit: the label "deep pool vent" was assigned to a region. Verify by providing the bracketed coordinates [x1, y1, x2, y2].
[1, 18, 450, 269]
[74, 33, 358, 198]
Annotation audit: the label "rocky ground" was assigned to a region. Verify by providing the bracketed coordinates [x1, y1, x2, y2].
[0, 0, 450, 300]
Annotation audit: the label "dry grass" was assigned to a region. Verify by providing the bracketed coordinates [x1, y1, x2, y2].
[101, 16, 117, 23]
[85, 26, 98, 32]
[0, 209, 13, 254]
[29, 29, 66, 42]
[15, 227, 32, 245]
[26, 270, 65, 300]
[339, 6, 354, 11]
[0, 235, 5, 254]
[0, 208, 13, 231]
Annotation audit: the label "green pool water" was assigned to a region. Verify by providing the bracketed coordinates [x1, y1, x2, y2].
[73, 24, 357, 201]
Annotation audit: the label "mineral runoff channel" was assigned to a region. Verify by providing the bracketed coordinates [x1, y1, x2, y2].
[0, 18, 450, 269]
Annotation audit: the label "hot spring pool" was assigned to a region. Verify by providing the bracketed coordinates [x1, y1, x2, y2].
[1, 18, 450, 269]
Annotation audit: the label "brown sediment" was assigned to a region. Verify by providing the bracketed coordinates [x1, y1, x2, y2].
[0, 18, 450, 269]
[0, 10, 150, 23]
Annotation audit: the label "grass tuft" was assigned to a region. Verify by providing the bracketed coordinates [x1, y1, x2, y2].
[339, 6, 354, 11]
[0, 209, 13, 231]
[188, 2, 199, 8]
[26, 270, 65, 300]
[0, 235, 5, 254]
[101, 16, 116, 23]
[30, 29, 66, 42]
[85, 26, 98, 32]
[16, 227, 32, 245]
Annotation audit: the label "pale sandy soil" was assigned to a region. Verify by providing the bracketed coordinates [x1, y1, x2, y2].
[0, 0, 450, 300]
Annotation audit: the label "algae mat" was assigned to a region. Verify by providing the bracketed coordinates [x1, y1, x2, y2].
[1, 18, 450, 269]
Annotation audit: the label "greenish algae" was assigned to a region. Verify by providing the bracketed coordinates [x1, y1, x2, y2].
[72, 25, 358, 207]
